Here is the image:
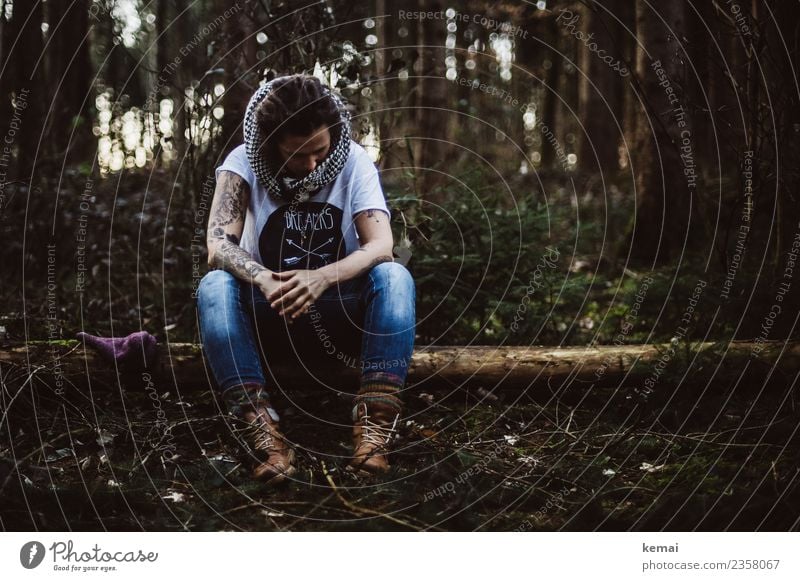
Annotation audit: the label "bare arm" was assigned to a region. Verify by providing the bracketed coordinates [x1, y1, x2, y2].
[317, 208, 394, 285]
[206, 171, 275, 290]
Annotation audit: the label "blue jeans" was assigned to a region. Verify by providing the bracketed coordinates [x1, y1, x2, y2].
[196, 262, 416, 394]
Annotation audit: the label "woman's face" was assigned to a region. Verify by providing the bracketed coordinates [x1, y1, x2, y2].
[276, 124, 331, 179]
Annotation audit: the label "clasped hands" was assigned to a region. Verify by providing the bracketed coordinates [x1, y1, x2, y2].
[255, 269, 331, 321]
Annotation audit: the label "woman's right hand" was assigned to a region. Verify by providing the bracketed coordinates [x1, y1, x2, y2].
[255, 271, 299, 321]
[254, 271, 282, 301]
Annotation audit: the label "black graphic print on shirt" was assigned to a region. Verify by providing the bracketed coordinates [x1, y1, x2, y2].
[258, 202, 347, 272]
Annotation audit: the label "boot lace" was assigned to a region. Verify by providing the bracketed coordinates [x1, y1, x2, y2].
[359, 408, 399, 450]
[234, 414, 276, 452]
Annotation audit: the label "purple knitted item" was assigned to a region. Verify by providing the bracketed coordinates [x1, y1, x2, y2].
[76, 331, 158, 371]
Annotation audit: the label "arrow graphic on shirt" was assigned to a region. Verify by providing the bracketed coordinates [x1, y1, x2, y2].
[286, 237, 334, 257]
[284, 237, 334, 265]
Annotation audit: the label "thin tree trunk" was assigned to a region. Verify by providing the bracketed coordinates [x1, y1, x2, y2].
[221, 0, 256, 155]
[172, 0, 193, 156]
[413, 0, 450, 202]
[628, 1, 689, 264]
[540, 16, 561, 170]
[0, 0, 15, 149]
[578, 0, 624, 179]
[12, 0, 44, 178]
[47, 0, 92, 162]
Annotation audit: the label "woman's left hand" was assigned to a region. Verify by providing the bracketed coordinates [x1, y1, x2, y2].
[267, 269, 332, 319]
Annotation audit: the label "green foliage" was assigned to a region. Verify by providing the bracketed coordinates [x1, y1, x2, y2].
[386, 166, 575, 345]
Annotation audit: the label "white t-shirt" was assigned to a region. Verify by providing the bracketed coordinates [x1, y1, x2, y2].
[215, 141, 389, 272]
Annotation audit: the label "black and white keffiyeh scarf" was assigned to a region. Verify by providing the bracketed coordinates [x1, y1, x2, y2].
[243, 77, 352, 203]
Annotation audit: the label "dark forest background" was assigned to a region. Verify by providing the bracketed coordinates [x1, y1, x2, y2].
[2, 0, 800, 533]
[2, 0, 799, 349]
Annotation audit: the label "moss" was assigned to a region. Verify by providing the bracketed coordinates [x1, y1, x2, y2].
[27, 339, 80, 348]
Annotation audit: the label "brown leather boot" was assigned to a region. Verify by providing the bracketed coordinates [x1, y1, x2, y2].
[223, 384, 296, 484]
[347, 400, 400, 476]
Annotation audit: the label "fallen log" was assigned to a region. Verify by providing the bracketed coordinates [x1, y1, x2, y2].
[0, 340, 796, 391]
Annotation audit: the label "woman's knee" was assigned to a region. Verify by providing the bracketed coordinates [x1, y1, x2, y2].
[369, 261, 414, 293]
[197, 269, 237, 309]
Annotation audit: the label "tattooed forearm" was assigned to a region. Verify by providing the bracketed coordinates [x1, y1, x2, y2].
[210, 240, 267, 281]
[206, 171, 265, 283]
[210, 172, 246, 228]
[208, 227, 239, 245]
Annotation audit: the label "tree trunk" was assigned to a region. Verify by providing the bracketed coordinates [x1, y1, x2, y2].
[578, 0, 625, 180]
[11, 0, 44, 178]
[47, 0, 92, 162]
[0, 0, 15, 149]
[627, 1, 690, 264]
[413, 0, 450, 202]
[770, 0, 800, 267]
[220, 0, 256, 156]
[539, 16, 562, 170]
[171, 0, 193, 156]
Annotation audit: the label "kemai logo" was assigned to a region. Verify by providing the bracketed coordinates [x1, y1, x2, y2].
[20, 541, 46, 569]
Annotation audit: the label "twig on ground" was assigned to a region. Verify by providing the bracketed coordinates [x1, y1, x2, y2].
[320, 460, 423, 530]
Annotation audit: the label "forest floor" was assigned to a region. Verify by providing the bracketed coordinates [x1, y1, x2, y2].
[1, 367, 799, 531]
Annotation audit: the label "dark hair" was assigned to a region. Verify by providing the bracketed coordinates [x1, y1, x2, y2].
[255, 74, 341, 145]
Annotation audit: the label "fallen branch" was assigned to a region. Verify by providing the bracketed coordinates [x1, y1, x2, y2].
[1, 340, 797, 390]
